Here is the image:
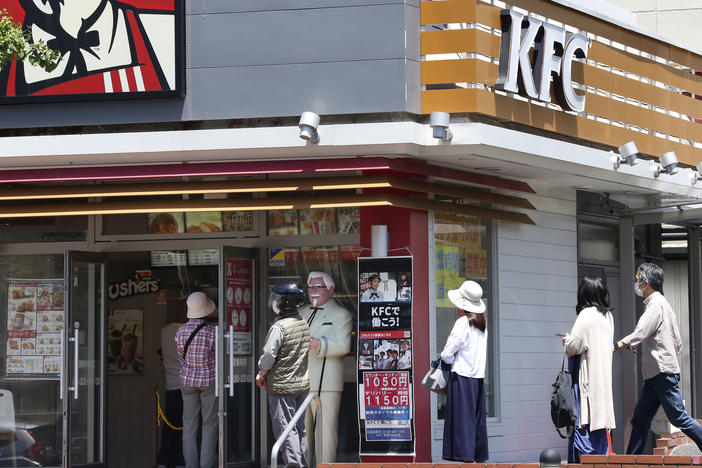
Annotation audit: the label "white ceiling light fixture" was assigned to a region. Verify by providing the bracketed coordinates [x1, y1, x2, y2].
[429, 111, 453, 140]
[615, 141, 639, 169]
[654, 151, 678, 177]
[298, 111, 320, 144]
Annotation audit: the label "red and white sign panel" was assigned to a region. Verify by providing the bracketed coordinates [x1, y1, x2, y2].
[225, 259, 253, 357]
[0, 0, 184, 102]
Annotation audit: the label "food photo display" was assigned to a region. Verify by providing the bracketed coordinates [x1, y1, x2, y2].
[5, 281, 64, 377]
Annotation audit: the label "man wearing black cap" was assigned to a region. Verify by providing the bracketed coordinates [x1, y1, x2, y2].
[256, 283, 310, 467]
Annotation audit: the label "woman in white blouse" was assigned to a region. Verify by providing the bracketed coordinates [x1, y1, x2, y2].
[562, 277, 615, 462]
[440, 280, 488, 462]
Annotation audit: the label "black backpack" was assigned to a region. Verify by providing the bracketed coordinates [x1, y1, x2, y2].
[550, 354, 577, 438]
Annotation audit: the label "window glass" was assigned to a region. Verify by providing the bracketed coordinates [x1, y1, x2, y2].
[0, 254, 64, 466]
[578, 220, 619, 263]
[0, 217, 87, 243]
[266, 244, 360, 461]
[434, 215, 494, 418]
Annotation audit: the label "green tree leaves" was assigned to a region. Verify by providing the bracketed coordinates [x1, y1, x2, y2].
[0, 9, 61, 72]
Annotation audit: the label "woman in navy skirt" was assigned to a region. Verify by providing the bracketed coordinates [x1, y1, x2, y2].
[441, 280, 488, 462]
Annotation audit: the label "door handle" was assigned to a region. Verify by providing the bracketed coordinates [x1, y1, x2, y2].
[228, 325, 234, 397]
[68, 322, 79, 400]
[215, 325, 220, 398]
[59, 330, 65, 400]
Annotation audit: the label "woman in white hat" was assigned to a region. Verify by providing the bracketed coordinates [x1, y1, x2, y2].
[440, 280, 488, 462]
[175, 292, 218, 468]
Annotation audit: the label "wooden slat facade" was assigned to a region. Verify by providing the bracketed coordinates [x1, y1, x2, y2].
[420, 0, 702, 166]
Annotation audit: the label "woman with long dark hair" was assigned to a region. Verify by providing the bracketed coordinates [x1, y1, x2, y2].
[440, 280, 488, 462]
[563, 277, 616, 462]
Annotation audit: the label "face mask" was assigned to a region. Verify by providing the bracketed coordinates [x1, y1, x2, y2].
[634, 281, 645, 297]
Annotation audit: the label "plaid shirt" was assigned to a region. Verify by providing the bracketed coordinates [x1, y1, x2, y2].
[175, 319, 216, 388]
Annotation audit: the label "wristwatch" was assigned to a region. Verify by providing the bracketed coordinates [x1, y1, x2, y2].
[614, 341, 620, 350]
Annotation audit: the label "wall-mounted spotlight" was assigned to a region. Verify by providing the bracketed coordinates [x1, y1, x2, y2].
[654, 151, 678, 177]
[429, 111, 453, 140]
[298, 111, 320, 144]
[615, 141, 639, 169]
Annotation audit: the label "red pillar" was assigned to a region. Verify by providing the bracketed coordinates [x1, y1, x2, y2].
[360, 206, 431, 462]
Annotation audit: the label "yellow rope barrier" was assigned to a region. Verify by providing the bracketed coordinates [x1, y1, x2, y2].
[156, 391, 183, 431]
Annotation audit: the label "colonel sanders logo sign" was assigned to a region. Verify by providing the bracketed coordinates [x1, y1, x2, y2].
[0, 0, 183, 102]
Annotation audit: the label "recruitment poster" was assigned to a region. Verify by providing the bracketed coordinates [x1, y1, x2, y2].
[357, 256, 414, 456]
[6, 279, 64, 377]
[225, 258, 254, 383]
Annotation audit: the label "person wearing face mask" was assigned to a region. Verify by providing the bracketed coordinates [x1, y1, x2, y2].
[299, 271, 353, 463]
[615, 263, 702, 454]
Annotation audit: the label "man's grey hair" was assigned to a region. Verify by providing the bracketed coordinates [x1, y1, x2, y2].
[307, 271, 334, 290]
[637, 262, 664, 294]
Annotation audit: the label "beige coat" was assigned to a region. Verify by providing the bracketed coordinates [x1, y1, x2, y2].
[564, 306, 616, 431]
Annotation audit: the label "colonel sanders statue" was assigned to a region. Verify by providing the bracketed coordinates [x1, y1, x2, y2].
[299, 271, 354, 463]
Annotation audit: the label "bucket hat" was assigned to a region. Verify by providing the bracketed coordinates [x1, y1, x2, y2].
[447, 280, 486, 313]
[187, 292, 216, 319]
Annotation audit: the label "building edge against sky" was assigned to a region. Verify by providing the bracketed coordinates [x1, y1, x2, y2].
[0, 0, 702, 466]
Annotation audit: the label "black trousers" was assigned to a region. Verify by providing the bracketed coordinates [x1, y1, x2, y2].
[157, 389, 185, 468]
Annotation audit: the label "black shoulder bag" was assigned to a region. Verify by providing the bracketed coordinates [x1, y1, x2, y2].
[182, 323, 207, 359]
[550, 354, 577, 438]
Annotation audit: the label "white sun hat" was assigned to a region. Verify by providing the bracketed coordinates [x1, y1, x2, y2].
[187, 292, 216, 319]
[447, 280, 486, 314]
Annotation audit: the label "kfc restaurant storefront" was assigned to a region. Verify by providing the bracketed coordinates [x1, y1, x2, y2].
[2, 0, 702, 466]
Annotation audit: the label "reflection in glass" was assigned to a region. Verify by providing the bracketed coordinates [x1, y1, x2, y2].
[434, 216, 494, 418]
[0, 255, 64, 467]
[68, 260, 103, 466]
[266, 245, 360, 462]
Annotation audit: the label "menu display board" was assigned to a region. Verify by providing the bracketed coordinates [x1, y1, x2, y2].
[148, 212, 185, 234]
[188, 249, 219, 266]
[6, 280, 64, 377]
[268, 210, 299, 236]
[185, 212, 223, 233]
[299, 209, 336, 235]
[151, 250, 187, 267]
[357, 257, 414, 455]
[222, 211, 255, 233]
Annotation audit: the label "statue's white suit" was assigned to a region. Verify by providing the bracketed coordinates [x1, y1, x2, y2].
[299, 272, 354, 463]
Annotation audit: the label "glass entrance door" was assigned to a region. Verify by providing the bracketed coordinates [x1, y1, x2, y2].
[63, 252, 106, 468]
[218, 247, 257, 467]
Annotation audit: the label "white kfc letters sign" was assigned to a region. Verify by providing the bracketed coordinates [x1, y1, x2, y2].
[495, 9, 591, 113]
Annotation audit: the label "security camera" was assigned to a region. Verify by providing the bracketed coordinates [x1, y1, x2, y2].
[654, 151, 678, 177]
[615, 141, 639, 168]
[298, 111, 320, 144]
[429, 111, 452, 140]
